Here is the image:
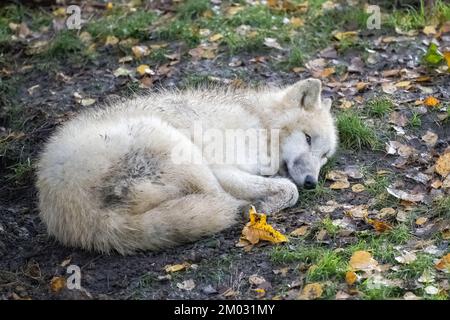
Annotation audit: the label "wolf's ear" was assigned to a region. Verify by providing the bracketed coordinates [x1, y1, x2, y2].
[322, 98, 332, 111]
[284, 78, 322, 111]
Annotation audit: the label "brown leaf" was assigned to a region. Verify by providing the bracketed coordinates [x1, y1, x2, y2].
[50, 276, 66, 293]
[290, 226, 309, 236]
[436, 152, 450, 177]
[298, 283, 323, 300]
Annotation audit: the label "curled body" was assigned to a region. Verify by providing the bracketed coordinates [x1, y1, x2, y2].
[37, 78, 337, 254]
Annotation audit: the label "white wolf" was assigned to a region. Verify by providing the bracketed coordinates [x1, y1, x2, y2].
[37, 78, 337, 254]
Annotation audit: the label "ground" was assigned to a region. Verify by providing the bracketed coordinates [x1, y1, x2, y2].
[0, 0, 449, 300]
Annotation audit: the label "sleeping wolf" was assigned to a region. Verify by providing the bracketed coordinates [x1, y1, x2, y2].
[37, 78, 337, 254]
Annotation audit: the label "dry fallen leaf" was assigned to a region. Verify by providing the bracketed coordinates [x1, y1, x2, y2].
[345, 271, 357, 285]
[298, 283, 323, 300]
[136, 64, 154, 76]
[352, 184, 365, 193]
[132, 45, 150, 58]
[367, 219, 392, 233]
[177, 279, 195, 291]
[249, 274, 266, 286]
[415, 217, 428, 226]
[239, 206, 288, 246]
[290, 226, 309, 236]
[395, 251, 417, 264]
[435, 253, 450, 272]
[164, 263, 189, 273]
[386, 187, 424, 203]
[105, 35, 119, 46]
[264, 37, 283, 50]
[333, 31, 358, 41]
[349, 251, 378, 271]
[330, 180, 350, 190]
[423, 96, 440, 107]
[50, 276, 66, 293]
[421, 131, 438, 147]
[435, 152, 450, 177]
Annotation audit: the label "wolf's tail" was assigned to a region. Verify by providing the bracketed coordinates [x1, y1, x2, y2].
[47, 194, 246, 254]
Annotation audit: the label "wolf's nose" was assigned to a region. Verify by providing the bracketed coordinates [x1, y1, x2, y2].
[304, 175, 317, 189]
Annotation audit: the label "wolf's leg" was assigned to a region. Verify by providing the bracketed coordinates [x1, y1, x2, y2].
[211, 166, 298, 214]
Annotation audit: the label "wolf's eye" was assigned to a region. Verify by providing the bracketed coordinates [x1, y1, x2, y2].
[305, 134, 312, 146]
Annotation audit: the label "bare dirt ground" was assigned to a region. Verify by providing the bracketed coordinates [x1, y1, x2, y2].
[0, 0, 449, 300]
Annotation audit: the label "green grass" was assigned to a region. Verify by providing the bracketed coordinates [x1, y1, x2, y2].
[337, 111, 379, 150]
[45, 30, 86, 59]
[432, 196, 450, 219]
[394, 253, 434, 280]
[320, 217, 339, 237]
[86, 10, 156, 40]
[387, 0, 450, 31]
[178, 0, 211, 20]
[367, 97, 394, 118]
[5, 158, 33, 185]
[408, 112, 422, 128]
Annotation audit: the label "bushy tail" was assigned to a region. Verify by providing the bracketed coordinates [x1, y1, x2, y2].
[102, 194, 247, 254]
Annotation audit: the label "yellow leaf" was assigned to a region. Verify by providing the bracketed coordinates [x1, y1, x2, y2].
[436, 152, 450, 177]
[131, 45, 150, 58]
[290, 17, 304, 28]
[254, 288, 266, 298]
[298, 283, 323, 300]
[349, 251, 378, 271]
[106, 2, 113, 10]
[164, 263, 189, 273]
[226, 5, 244, 16]
[415, 217, 428, 226]
[240, 206, 288, 245]
[105, 35, 119, 46]
[333, 31, 358, 41]
[209, 33, 223, 42]
[351, 184, 365, 193]
[444, 52, 450, 68]
[330, 180, 350, 189]
[50, 276, 66, 293]
[423, 96, 440, 107]
[423, 25, 437, 36]
[53, 7, 66, 17]
[345, 271, 357, 285]
[435, 253, 450, 272]
[136, 64, 153, 76]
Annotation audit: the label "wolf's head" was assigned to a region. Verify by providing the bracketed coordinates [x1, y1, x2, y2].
[276, 78, 338, 189]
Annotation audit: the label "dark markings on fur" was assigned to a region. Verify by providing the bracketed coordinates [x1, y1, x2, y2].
[98, 149, 164, 208]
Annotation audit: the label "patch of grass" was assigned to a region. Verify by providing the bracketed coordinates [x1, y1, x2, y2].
[45, 30, 86, 59]
[408, 112, 422, 128]
[86, 10, 156, 40]
[5, 158, 33, 185]
[156, 19, 199, 46]
[387, 0, 450, 31]
[432, 196, 450, 219]
[297, 180, 331, 206]
[271, 243, 326, 265]
[346, 225, 411, 264]
[178, 0, 211, 20]
[306, 251, 346, 282]
[360, 284, 403, 300]
[337, 111, 379, 150]
[320, 217, 339, 237]
[394, 253, 434, 279]
[367, 97, 394, 118]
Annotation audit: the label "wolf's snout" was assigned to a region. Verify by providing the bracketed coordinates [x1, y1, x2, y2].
[303, 175, 317, 189]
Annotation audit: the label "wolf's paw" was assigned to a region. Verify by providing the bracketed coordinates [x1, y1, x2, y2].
[254, 180, 299, 214]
